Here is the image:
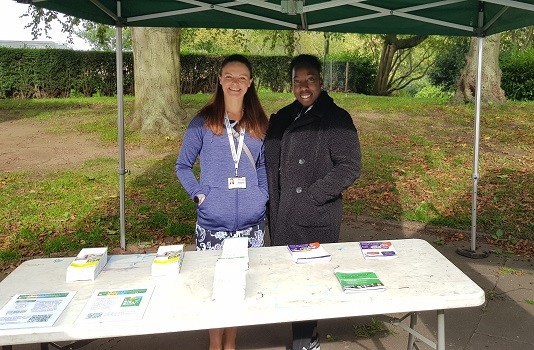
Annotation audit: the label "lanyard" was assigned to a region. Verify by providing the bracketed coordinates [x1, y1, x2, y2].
[224, 114, 245, 176]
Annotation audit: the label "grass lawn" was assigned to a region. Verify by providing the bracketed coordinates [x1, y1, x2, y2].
[0, 93, 533, 267]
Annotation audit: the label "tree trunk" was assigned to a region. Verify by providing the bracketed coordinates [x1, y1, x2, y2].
[373, 34, 428, 96]
[128, 27, 186, 136]
[453, 34, 506, 104]
[373, 38, 396, 96]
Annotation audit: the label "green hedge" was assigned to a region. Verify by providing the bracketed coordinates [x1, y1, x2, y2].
[0, 48, 134, 98]
[324, 53, 376, 94]
[0, 48, 377, 98]
[179, 54, 292, 93]
[500, 48, 534, 101]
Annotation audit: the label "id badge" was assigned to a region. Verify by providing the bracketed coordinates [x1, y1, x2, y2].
[228, 176, 246, 189]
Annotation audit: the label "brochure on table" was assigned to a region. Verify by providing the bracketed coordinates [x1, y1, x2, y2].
[76, 287, 155, 323]
[359, 240, 398, 259]
[334, 269, 386, 293]
[0, 291, 76, 329]
[287, 242, 332, 263]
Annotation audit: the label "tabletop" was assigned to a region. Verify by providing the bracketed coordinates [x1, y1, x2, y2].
[0, 239, 485, 346]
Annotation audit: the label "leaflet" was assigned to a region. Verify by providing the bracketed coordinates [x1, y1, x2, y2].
[359, 240, 398, 259]
[76, 287, 154, 323]
[287, 242, 331, 263]
[0, 291, 76, 329]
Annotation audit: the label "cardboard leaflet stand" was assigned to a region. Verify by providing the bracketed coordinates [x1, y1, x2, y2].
[66, 247, 108, 282]
[212, 237, 249, 302]
[151, 244, 185, 277]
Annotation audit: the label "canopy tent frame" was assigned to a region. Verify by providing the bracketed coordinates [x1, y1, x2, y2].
[19, 0, 534, 257]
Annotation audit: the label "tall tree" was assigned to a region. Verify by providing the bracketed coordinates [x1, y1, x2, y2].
[128, 27, 185, 136]
[453, 34, 505, 104]
[77, 22, 132, 51]
[373, 34, 429, 96]
[25, 7, 185, 136]
[263, 30, 297, 56]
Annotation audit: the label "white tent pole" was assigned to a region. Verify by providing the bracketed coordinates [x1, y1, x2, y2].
[470, 36, 484, 252]
[471, 37, 484, 252]
[115, 2, 126, 250]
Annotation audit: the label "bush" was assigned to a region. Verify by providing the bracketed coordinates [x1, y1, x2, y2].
[500, 48, 534, 101]
[0, 49, 292, 98]
[323, 53, 376, 94]
[414, 85, 453, 100]
[0, 48, 134, 98]
[428, 38, 469, 91]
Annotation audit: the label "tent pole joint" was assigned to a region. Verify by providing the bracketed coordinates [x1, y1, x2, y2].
[115, 18, 126, 27]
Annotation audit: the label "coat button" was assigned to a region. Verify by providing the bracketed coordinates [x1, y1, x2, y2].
[296, 187, 302, 193]
[298, 158, 305, 164]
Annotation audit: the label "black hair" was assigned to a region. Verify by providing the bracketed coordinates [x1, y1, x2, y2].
[289, 54, 322, 79]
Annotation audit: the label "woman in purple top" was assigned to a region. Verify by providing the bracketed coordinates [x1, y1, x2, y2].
[176, 54, 268, 350]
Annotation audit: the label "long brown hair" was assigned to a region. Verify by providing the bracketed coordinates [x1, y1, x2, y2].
[199, 54, 268, 139]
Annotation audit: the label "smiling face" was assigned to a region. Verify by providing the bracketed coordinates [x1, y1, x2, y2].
[219, 61, 252, 100]
[292, 66, 322, 108]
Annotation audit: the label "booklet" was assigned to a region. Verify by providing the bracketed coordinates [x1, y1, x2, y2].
[359, 240, 398, 259]
[66, 247, 108, 282]
[334, 269, 385, 293]
[287, 242, 332, 263]
[0, 291, 76, 329]
[151, 244, 184, 277]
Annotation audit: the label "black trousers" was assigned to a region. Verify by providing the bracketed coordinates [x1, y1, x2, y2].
[292, 320, 318, 349]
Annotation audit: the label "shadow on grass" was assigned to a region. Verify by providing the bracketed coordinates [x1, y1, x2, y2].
[75, 153, 198, 250]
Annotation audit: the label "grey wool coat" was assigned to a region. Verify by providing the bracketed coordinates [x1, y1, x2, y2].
[264, 91, 362, 246]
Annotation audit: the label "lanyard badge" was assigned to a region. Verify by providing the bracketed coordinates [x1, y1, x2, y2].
[225, 115, 247, 189]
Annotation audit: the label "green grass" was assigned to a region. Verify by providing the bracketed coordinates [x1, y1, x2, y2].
[0, 94, 533, 267]
[352, 318, 391, 338]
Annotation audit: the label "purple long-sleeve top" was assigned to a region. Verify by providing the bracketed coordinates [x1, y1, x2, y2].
[176, 115, 268, 231]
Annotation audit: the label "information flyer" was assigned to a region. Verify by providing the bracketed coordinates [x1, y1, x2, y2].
[76, 287, 154, 323]
[0, 291, 76, 329]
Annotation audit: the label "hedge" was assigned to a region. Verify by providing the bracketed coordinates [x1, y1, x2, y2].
[0, 48, 134, 98]
[500, 48, 534, 101]
[0, 48, 375, 98]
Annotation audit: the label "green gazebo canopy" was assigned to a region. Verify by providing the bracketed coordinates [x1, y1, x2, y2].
[20, 0, 534, 37]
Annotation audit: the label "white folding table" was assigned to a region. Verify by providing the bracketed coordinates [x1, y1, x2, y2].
[0, 239, 485, 350]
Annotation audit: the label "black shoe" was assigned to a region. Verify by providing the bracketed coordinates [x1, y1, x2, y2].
[309, 334, 320, 350]
[287, 334, 320, 350]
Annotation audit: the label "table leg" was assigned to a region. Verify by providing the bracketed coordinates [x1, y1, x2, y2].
[407, 312, 417, 350]
[437, 309, 445, 350]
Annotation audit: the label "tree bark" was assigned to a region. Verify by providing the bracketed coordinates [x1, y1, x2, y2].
[373, 34, 428, 96]
[453, 34, 506, 104]
[128, 27, 186, 136]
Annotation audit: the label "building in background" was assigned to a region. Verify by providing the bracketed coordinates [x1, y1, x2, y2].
[0, 40, 69, 49]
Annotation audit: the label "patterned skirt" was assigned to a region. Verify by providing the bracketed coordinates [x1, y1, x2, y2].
[195, 222, 265, 251]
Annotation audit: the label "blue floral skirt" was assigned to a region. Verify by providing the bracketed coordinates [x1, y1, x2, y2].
[195, 222, 265, 251]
